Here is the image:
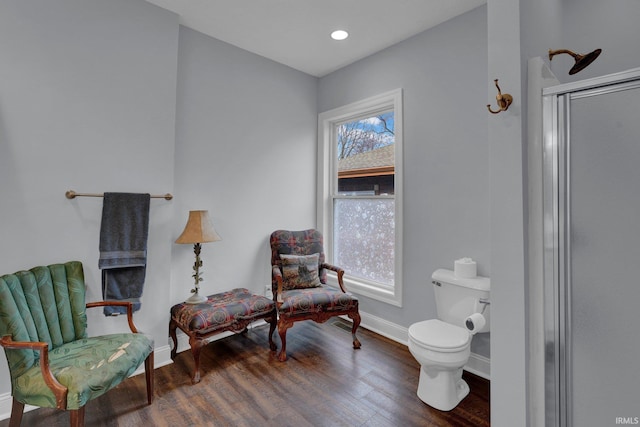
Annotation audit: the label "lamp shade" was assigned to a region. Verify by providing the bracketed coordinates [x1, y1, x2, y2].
[175, 210, 222, 244]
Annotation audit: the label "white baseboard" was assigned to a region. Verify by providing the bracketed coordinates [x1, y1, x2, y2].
[349, 311, 410, 345]
[133, 313, 491, 380]
[1, 311, 490, 421]
[465, 352, 491, 380]
[0, 344, 176, 421]
[343, 311, 491, 380]
[0, 394, 36, 422]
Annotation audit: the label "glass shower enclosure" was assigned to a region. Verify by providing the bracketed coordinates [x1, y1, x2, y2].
[542, 68, 640, 427]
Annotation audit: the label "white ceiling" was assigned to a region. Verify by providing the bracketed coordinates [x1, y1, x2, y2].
[145, 0, 486, 77]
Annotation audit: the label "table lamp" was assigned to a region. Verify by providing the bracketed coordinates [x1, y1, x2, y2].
[175, 210, 221, 304]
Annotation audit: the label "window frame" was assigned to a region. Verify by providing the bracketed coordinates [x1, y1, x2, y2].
[317, 89, 403, 306]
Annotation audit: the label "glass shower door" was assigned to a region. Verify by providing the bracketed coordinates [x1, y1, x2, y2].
[569, 83, 640, 426]
[544, 71, 640, 427]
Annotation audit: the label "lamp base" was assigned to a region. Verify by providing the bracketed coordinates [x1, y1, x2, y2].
[184, 292, 208, 305]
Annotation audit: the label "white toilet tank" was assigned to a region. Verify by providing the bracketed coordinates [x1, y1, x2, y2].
[431, 269, 490, 333]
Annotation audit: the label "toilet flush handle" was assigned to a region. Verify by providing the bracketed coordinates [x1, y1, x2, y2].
[478, 298, 490, 314]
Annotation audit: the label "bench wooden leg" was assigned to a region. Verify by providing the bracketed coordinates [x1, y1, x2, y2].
[188, 335, 207, 384]
[169, 318, 178, 360]
[268, 315, 277, 351]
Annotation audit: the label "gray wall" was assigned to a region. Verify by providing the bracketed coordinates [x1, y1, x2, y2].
[486, 0, 527, 423]
[171, 27, 318, 302]
[496, 0, 640, 425]
[3, 0, 639, 424]
[557, 0, 640, 82]
[0, 1, 318, 409]
[0, 0, 178, 398]
[319, 6, 490, 357]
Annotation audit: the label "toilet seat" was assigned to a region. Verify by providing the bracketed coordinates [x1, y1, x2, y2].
[408, 319, 470, 352]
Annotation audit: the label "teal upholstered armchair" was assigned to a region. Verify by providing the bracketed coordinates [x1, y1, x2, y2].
[0, 261, 154, 427]
[270, 229, 361, 361]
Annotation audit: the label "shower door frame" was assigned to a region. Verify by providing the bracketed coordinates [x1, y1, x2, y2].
[542, 67, 640, 427]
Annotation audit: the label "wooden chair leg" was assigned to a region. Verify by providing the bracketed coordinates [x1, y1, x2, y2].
[277, 318, 292, 362]
[348, 311, 362, 349]
[69, 406, 85, 427]
[145, 351, 154, 404]
[8, 398, 24, 427]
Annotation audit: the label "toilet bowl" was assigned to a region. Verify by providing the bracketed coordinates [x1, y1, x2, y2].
[408, 319, 471, 411]
[408, 268, 490, 411]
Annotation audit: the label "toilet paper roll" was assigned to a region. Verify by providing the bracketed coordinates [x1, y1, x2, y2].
[465, 313, 486, 334]
[454, 257, 477, 278]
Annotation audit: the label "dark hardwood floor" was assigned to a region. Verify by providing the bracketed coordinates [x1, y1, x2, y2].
[0, 319, 489, 426]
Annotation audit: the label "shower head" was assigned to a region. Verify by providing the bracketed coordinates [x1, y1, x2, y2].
[548, 48, 602, 75]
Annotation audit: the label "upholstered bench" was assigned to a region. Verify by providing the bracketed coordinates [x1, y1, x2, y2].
[169, 288, 276, 383]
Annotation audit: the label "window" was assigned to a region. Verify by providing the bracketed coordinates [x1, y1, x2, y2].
[318, 89, 403, 306]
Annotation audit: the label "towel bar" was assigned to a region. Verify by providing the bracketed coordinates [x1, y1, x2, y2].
[65, 190, 173, 200]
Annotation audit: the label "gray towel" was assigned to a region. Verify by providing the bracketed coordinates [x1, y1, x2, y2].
[99, 192, 150, 316]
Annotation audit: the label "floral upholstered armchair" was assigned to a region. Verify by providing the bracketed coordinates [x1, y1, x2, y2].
[0, 261, 154, 427]
[270, 229, 361, 361]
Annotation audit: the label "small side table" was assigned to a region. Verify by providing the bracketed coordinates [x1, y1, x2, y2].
[169, 288, 277, 383]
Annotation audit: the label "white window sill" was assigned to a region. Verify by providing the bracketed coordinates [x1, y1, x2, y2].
[325, 271, 402, 307]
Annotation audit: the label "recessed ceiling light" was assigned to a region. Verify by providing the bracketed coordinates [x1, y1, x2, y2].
[331, 30, 349, 41]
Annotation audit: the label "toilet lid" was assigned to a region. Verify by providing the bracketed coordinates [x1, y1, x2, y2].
[408, 319, 470, 351]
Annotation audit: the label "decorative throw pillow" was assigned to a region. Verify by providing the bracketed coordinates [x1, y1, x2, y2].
[280, 253, 321, 290]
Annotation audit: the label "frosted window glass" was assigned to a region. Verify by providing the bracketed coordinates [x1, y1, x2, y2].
[334, 198, 395, 285]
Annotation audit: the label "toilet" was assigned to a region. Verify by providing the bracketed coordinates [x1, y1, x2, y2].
[408, 268, 490, 411]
